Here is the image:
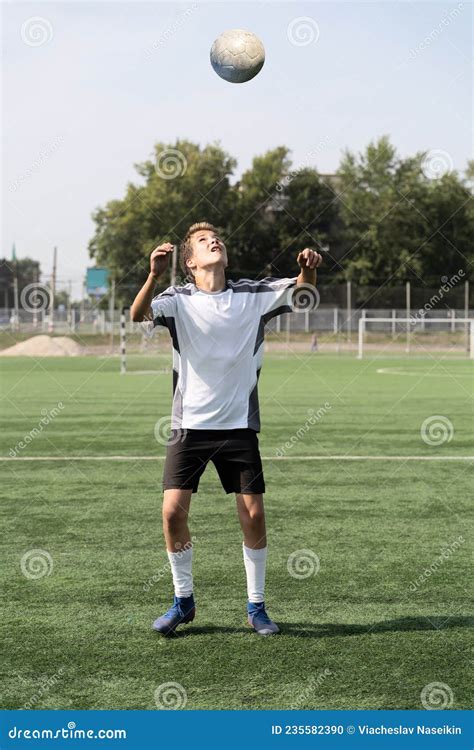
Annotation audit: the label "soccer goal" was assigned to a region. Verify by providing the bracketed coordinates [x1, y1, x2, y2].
[357, 316, 474, 359]
[119, 309, 173, 375]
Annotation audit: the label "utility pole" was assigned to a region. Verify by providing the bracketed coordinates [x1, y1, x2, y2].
[346, 280, 351, 343]
[171, 245, 178, 286]
[13, 276, 19, 331]
[12, 242, 19, 330]
[49, 246, 57, 333]
[406, 280, 411, 353]
[66, 279, 72, 329]
[465, 280, 470, 353]
[109, 276, 116, 351]
[32, 266, 39, 328]
[80, 278, 85, 325]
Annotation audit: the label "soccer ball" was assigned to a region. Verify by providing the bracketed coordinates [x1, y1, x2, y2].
[210, 29, 265, 84]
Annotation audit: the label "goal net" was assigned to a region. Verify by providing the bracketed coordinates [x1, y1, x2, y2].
[119, 313, 474, 368]
[357, 317, 474, 359]
[120, 317, 173, 374]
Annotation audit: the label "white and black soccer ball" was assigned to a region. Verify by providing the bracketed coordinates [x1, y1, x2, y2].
[210, 29, 265, 84]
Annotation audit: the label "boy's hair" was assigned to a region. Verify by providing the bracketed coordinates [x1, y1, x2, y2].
[179, 222, 218, 281]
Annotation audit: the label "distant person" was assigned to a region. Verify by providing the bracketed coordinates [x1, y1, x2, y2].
[310, 332, 318, 352]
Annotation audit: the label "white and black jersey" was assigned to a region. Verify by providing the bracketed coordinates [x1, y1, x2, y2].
[151, 277, 298, 431]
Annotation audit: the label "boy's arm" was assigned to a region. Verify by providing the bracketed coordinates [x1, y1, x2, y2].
[295, 248, 323, 287]
[130, 273, 157, 322]
[130, 243, 174, 322]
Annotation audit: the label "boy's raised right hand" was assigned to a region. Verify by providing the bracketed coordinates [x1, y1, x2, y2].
[150, 243, 174, 279]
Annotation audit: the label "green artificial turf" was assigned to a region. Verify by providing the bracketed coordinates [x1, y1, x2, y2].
[1, 353, 472, 710]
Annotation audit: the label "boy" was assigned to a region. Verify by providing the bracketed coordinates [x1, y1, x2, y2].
[130, 222, 321, 636]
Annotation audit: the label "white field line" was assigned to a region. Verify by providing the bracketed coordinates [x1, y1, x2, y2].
[1, 455, 473, 462]
[377, 367, 473, 378]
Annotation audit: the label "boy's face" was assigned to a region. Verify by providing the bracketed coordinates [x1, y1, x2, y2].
[187, 229, 228, 276]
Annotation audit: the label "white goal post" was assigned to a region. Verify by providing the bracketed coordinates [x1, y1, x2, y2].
[119, 307, 171, 374]
[357, 317, 474, 359]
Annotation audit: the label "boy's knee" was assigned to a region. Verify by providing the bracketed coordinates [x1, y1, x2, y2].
[245, 506, 265, 526]
[162, 504, 188, 530]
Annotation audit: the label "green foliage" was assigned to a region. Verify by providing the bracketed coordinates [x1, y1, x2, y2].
[276, 168, 338, 278]
[0, 257, 41, 307]
[88, 136, 473, 295]
[88, 140, 236, 295]
[227, 147, 291, 277]
[336, 136, 473, 285]
[422, 174, 474, 280]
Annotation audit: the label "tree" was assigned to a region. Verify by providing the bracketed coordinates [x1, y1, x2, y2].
[334, 136, 474, 288]
[465, 160, 474, 186]
[227, 147, 292, 278]
[88, 136, 473, 301]
[89, 140, 237, 298]
[336, 136, 424, 285]
[0, 257, 41, 308]
[420, 172, 474, 282]
[277, 168, 340, 279]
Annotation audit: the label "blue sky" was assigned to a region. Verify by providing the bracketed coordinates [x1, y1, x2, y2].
[3, 1, 472, 297]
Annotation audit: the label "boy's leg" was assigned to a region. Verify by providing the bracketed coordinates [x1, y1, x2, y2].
[236, 492, 279, 634]
[152, 488, 194, 633]
[236, 493, 267, 605]
[236, 492, 266, 550]
[162, 488, 193, 552]
[162, 488, 194, 597]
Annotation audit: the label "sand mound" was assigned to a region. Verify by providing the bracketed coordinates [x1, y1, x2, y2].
[0, 335, 84, 357]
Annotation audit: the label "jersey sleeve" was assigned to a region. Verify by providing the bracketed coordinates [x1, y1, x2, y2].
[150, 287, 177, 328]
[256, 276, 298, 318]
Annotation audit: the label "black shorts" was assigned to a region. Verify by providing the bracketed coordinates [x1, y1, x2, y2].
[162, 428, 265, 495]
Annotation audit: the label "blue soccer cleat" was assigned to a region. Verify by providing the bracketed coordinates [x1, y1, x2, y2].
[152, 595, 195, 635]
[247, 601, 280, 636]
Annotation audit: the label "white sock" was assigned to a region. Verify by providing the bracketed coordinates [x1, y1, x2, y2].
[167, 545, 193, 598]
[243, 543, 267, 603]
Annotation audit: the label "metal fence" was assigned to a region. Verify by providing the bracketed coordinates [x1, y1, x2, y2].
[1, 308, 112, 335]
[2, 306, 473, 337]
[267, 308, 474, 336]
